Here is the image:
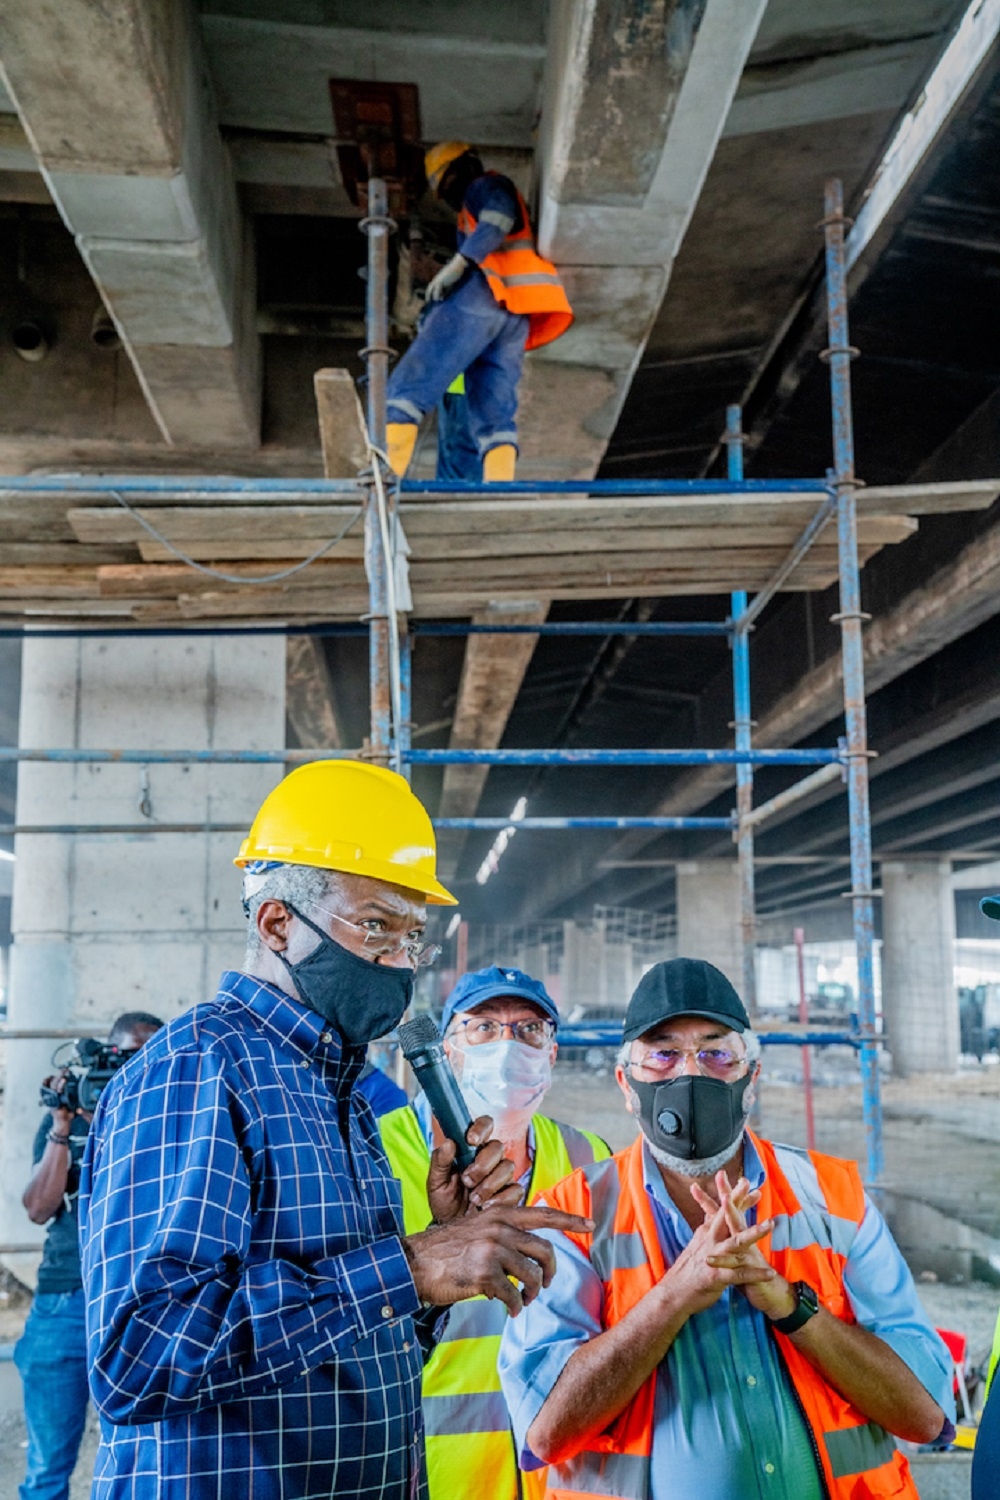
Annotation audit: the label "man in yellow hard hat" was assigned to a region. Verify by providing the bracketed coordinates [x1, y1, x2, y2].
[385, 142, 573, 483]
[77, 759, 591, 1500]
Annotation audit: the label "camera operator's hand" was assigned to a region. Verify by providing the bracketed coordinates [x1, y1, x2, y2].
[427, 1114, 523, 1224]
[43, 1072, 77, 1130]
[402, 1204, 595, 1317]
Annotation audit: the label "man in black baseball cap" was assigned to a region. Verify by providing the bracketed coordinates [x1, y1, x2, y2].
[498, 956, 954, 1499]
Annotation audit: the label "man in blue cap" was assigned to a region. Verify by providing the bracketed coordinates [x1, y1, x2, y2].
[379, 965, 609, 1500]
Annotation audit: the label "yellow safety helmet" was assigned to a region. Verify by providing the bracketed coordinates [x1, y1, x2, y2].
[234, 759, 457, 906]
[424, 140, 472, 196]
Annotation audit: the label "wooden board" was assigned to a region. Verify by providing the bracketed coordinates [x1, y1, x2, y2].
[0, 477, 985, 621]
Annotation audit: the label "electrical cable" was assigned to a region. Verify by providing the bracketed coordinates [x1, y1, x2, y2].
[109, 491, 362, 584]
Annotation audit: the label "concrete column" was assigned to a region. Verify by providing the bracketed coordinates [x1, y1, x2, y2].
[0, 634, 284, 1276]
[881, 860, 958, 1077]
[676, 860, 742, 990]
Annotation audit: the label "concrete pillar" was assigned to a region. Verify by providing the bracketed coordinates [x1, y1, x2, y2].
[881, 860, 958, 1077]
[0, 634, 284, 1276]
[676, 860, 742, 990]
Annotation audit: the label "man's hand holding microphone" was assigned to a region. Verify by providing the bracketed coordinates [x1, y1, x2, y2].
[397, 1016, 592, 1317]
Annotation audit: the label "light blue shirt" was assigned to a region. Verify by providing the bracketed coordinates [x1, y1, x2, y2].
[499, 1137, 954, 1500]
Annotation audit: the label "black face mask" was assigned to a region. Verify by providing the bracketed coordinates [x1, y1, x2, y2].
[278, 906, 413, 1046]
[629, 1072, 753, 1162]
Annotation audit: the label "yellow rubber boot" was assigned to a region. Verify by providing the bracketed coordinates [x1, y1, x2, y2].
[386, 422, 418, 478]
[483, 443, 517, 482]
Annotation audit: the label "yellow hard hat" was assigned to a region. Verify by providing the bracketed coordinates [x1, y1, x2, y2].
[425, 140, 472, 195]
[234, 759, 457, 906]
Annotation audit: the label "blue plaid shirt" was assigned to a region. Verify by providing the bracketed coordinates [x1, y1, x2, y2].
[79, 970, 433, 1500]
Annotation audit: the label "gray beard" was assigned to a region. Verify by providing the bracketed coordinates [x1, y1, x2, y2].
[644, 1128, 747, 1179]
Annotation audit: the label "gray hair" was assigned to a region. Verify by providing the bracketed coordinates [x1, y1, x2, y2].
[617, 1027, 762, 1070]
[243, 864, 339, 964]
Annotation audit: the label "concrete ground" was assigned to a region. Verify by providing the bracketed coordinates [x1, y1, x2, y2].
[0, 1053, 996, 1497]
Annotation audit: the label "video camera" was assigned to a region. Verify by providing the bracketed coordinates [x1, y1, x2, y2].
[39, 1038, 137, 1114]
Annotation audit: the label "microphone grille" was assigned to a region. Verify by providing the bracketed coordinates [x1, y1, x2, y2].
[398, 1014, 442, 1057]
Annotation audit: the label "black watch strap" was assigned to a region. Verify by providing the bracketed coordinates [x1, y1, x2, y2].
[771, 1281, 820, 1335]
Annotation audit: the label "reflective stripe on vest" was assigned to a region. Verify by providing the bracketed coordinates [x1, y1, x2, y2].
[458, 177, 573, 352]
[541, 1135, 920, 1500]
[379, 1102, 609, 1500]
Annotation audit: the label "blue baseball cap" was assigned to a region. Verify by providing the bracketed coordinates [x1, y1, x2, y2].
[982, 896, 1000, 922]
[441, 965, 559, 1033]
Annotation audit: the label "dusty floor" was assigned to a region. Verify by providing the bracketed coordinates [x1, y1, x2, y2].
[0, 1051, 996, 1498]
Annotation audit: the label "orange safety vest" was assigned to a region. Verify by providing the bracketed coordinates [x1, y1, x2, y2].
[458, 176, 573, 351]
[538, 1132, 920, 1500]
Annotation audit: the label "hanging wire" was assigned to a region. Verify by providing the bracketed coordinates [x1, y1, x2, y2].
[109, 491, 362, 584]
[364, 437, 405, 776]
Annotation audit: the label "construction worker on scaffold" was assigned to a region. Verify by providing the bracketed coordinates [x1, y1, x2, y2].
[385, 142, 573, 483]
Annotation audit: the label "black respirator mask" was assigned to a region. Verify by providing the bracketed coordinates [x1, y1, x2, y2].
[278, 905, 413, 1047]
[629, 1071, 753, 1162]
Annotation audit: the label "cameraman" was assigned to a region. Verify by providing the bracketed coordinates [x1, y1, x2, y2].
[14, 1011, 162, 1500]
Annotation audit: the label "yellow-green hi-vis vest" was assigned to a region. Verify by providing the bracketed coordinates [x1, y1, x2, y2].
[379, 1104, 611, 1500]
[988, 1307, 1000, 1394]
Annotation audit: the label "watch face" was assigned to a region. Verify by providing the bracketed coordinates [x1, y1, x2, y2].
[797, 1281, 819, 1314]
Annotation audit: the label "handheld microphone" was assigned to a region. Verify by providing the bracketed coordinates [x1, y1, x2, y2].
[398, 1014, 478, 1172]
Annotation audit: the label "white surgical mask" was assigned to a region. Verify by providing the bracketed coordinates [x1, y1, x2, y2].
[455, 1039, 552, 1139]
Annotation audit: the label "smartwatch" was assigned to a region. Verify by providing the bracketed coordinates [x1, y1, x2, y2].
[771, 1281, 820, 1335]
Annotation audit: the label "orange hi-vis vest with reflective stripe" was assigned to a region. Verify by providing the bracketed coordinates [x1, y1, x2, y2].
[539, 1132, 920, 1500]
[458, 176, 573, 351]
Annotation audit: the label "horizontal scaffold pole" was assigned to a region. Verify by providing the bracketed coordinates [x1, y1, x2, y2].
[0, 747, 843, 766]
[0, 475, 832, 497]
[555, 1025, 865, 1050]
[406, 748, 842, 766]
[0, 816, 735, 835]
[0, 620, 733, 641]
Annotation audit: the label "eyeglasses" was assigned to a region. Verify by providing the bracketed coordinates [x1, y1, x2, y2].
[311, 905, 442, 969]
[450, 1016, 556, 1050]
[627, 1045, 746, 1081]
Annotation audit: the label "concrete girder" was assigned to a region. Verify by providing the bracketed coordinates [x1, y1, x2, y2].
[437, 0, 766, 837]
[0, 1, 259, 450]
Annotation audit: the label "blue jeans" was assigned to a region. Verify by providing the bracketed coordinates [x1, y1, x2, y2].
[14, 1290, 90, 1500]
[436, 390, 482, 481]
[387, 270, 529, 455]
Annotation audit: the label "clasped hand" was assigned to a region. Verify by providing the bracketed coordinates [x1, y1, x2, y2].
[664, 1173, 788, 1317]
[403, 1115, 593, 1317]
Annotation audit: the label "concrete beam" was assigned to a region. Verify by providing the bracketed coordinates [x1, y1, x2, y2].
[509, 0, 766, 480]
[285, 636, 340, 751]
[0, 1, 259, 449]
[437, 600, 548, 881]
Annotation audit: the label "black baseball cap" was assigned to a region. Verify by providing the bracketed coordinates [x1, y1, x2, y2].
[982, 896, 1000, 922]
[622, 958, 750, 1044]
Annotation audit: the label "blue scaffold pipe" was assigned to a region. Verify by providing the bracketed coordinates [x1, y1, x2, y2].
[0, 475, 834, 497]
[433, 816, 736, 830]
[0, 621, 729, 641]
[416, 621, 732, 637]
[0, 747, 842, 767]
[555, 1024, 864, 1049]
[405, 748, 842, 766]
[400, 478, 832, 496]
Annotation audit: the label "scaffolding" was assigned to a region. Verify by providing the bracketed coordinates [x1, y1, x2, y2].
[0, 178, 886, 1182]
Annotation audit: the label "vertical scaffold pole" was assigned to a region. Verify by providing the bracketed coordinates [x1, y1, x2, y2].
[823, 178, 883, 1184]
[725, 406, 757, 1015]
[362, 177, 393, 762]
[398, 629, 412, 783]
